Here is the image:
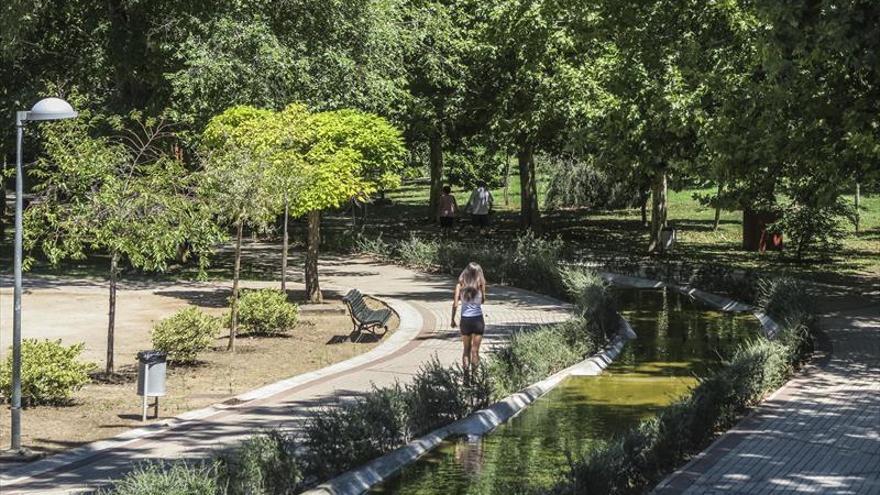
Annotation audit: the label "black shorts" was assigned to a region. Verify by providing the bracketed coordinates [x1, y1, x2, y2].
[471, 214, 489, 227]
[460, 315, 485, 336]
[440, 216, 455, 227]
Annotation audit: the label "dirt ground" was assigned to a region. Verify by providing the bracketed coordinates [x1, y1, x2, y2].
[0, 277, 397, 455]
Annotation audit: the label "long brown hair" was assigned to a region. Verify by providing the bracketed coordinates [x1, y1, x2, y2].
[459, 262, 485, 301]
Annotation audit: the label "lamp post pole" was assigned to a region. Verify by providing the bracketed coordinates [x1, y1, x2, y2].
[11, 112, 27, 450]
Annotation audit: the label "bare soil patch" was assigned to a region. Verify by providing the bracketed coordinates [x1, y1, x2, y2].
[0, 298, 398, 456]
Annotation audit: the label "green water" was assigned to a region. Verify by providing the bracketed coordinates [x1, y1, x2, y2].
[371, 288, 761, 494]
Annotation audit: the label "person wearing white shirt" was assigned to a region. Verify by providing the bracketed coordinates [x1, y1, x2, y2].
[466, 181, 493, 232]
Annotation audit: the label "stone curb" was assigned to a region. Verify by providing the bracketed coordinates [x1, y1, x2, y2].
[0, 296, 421, 486]
[302, 316, 637, 495]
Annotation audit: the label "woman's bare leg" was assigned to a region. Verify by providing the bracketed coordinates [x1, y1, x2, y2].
[461, 334, 472, 369]
[470, 334, 483, 369]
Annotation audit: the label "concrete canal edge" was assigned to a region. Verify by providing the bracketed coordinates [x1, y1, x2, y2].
[302, 316, 637, 495]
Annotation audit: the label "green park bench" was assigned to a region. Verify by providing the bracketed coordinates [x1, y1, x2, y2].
[342, 289, 392, 340]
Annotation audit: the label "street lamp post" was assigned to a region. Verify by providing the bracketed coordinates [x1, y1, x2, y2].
[5, 98, 77, 458]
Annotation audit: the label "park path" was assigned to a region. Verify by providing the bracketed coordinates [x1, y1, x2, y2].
[655, 285, 880, 494]
[0, 256, 569, 494]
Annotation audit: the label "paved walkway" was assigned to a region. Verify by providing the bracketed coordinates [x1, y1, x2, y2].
[656, 286, 880, 494]
[0, 257, 568, 494]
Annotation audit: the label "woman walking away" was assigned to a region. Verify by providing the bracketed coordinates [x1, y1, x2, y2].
[465, 181, 493, 234]
[451, 262, 487, 372]
[438, 185, 458, 234]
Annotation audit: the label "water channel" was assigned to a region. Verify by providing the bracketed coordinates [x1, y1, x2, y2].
[371, 288, 762, 494]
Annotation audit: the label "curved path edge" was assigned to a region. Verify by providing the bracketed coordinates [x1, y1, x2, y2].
[0, 296, 424, 487]
[303, 316, 638, 495]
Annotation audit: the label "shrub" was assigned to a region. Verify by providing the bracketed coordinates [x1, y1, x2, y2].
[507, 231, 566, 297]
[0, 339, 93, 406]
[221, 431, 302, 495]
[757, 277, 812, 327]
[97, 462, 219, 495]
[562, 267, 619, 339]
[771, 199, 855, 261]
[543, 154, 641, 211]
[238, 289, 299, 336]
[151, 308, 222, 363]
[488, 325, 584, 397]
[405, 358, 488, 435]
[395, 235, 439, 270]
[354, 233, 393, 259]
[302, 383, 411, 480]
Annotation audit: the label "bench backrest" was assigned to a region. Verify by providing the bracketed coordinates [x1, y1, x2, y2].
[343, 289, 370, 317]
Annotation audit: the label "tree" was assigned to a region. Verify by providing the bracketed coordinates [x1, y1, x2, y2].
[200, 106, 281, 351]
[25, 114, 220, 374]
[293, 108, 405, 302]
[469, 0, 609, 230]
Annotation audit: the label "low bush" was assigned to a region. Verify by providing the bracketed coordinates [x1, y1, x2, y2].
[507, 231, 566, 297]
[489, 325, 584, 397]
[354, 233, 393, 260]
[757, 277, 813, 326]
[220, 431, 302, 495]
[238, 289, 299, 336]
[0, 339, 93, 406]
[406, 358, 492, 435]
[562, 267, 619, 338]
[302, 383, 411, 480]
[151, 308, 222, 363]
[97, 462, 220, 495]
[395, 234, 439, 270]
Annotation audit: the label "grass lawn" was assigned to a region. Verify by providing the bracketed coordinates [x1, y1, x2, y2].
[381, 177, 880, 286]
[0, 297, 397, 455]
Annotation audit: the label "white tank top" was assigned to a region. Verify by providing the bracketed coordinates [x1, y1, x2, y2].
[460, 291, 483, 318]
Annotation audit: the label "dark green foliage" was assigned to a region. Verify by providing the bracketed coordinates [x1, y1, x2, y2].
[406, 358, 492, 435]
[302, 384, 411, 480]
[489, 325, 584, 397]
[220, 431, 302, 495]
[771, 200, 857, 261]
[97, 462, 220, 495]
[562, 268, 619, 339]
[444, 145, 505, 189]
[543, 155, 641, 211]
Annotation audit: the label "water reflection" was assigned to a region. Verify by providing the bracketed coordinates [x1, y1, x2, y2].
[371, 289, 761, 494]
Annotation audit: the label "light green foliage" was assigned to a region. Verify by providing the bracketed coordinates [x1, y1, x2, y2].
[97, 462, 220, 495]
[199, 105, 283, 231]
[772, 199, 857, 261]
[151, 308, 222, 363]
[0, 339, 94, 406]
[237, 289, 299, 336]
[221, 431, 302, 495]
[562, 267, 619, 338]
[489, 324, 584, 398]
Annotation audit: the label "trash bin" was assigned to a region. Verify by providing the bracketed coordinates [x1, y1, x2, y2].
[136, 350, 166, 420]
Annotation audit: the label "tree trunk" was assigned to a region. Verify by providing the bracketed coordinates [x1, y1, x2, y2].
[648, 169, 668, 254]
[640, 186, 650, 228]
[855, 182, 861, 233]
[228, 222, 243, 352]
[503, 151, 511, 206]
[106, 252, 120, 375]
[281, 198, 289, 293]
[517, 144, 541, 230]
[428, 132, 444, 221]
[713, 181, 724, 231]
[305, 210, 322, 303]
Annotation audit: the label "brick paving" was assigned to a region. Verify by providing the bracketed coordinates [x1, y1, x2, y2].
[0, 256, 569, 494]
[655, 287, 880, 495]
